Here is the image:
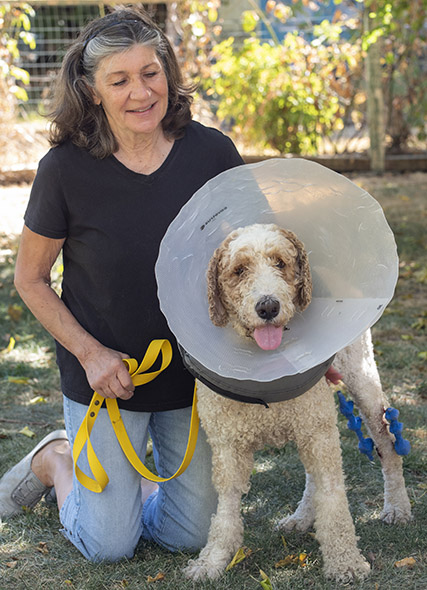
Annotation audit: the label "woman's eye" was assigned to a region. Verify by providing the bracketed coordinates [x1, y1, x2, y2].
[112, 79, 126, 86]
[145, 70, 159, 79]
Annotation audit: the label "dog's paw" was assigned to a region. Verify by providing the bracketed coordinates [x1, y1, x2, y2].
[276, 511, 314, 533]
[380, 503, 412, 524]
[183, 557, 224, 581]
[324, 555, 371, 583]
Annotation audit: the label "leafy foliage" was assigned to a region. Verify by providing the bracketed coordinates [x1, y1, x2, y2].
[196, 0, 426, 154]
[167, 1, 222, 82]
[365, 0, 427, 149]
[0, 2, 35, 110]
[206, 32, 357, 154]
[0, 2, 35, 164]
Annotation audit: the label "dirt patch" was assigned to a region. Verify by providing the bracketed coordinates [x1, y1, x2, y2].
[1, 119, 50, 173]
[0, 184, 31, 237]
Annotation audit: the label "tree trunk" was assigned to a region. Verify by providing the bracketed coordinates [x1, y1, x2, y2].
[364, 9, 385, 173]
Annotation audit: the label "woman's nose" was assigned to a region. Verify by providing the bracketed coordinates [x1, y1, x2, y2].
[129, 79, 152, 99]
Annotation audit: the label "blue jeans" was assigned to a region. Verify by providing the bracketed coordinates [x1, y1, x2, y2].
[60, 395, 217, 562]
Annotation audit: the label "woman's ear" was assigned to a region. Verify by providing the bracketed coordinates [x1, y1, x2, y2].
[90, 87, 102, 106]
[82, 77, 101, 106]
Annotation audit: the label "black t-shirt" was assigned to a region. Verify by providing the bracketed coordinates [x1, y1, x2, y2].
[24, 121, 244, 411]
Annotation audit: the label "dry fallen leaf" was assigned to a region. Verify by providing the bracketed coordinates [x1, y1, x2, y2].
[1, 336, 15, 354]
[226, 546, 252, 571]
[8, 376, 30, 384]
[147, 572, 165, 583]
[37, 541, 49, 554]
[259, 569, 273, 590]
[395, 556, 416, 568]
[8, 303, 23, 322]
[281, 535, 287, 548]
[15, 334, 35, 342]
[6, 561, 18, 569]
[276, 554, 295, 568]
[29, 395, 47, 405]
[19, 426, 35, 438]
[275, 552, 307, 569]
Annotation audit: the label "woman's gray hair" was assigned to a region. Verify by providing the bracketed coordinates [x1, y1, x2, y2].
[82, 19, 165, 87]
[48, 7, 195, 158]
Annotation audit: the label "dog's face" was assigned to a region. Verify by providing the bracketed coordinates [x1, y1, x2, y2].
[207, 224, 312, 350]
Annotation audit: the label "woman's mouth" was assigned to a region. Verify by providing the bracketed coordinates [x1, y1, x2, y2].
[128, 104, 154, 113]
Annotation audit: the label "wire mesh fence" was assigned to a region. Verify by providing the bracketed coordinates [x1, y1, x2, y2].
[6, 1, 167, 113]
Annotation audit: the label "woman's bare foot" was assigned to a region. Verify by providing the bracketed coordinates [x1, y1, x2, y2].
[31, 440, 73, 508]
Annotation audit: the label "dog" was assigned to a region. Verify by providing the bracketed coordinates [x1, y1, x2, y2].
[184, 223, 411, 582]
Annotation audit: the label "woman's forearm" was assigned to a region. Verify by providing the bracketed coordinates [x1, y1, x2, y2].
[15, 277, 134, 399]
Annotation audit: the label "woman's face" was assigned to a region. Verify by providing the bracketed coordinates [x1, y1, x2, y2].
[91, 44, 169, 144]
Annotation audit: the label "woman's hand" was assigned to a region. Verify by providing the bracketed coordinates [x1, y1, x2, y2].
[80, 345, 135, 400]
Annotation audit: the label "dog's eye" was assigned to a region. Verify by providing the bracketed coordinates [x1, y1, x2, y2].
[275, 259, 286, 269]
[234, 266, 246, 277]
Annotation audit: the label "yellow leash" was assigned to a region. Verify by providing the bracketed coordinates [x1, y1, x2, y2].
[73, 339, 199, 493]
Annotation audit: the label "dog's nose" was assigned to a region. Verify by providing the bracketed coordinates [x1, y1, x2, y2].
[255, 296, 280, 321]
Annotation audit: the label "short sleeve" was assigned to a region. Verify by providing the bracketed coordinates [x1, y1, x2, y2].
[24, 148, 68, 239]
[222, 134, 245, 168]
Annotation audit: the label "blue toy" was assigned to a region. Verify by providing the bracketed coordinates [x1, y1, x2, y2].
[384, 407, 411, 456]
[337, 391, 374, 461]
[337, 391, 411, 461]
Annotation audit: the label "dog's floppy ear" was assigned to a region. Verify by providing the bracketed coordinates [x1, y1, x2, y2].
[206, 245, 229, 326]
[280, 229, 312, 311]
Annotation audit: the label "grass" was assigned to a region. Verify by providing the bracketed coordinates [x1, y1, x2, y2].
[0, 172, 426, 590]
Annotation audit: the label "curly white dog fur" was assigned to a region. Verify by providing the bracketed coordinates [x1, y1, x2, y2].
[184, 223, 411, 583]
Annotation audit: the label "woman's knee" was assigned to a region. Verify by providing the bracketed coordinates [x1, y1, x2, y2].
[170, 521, 210, 553]
[141, 486, 214, 553]
[61, 491, 143, 562]
[65, 519, 141, 562]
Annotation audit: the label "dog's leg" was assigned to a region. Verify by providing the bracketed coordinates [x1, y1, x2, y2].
[293, 383, 370, 582]
[184, 388, 255, 580]
[276, 471, 315, 532]
[335, 330, 412, 523]
[183, 444, 254, 580]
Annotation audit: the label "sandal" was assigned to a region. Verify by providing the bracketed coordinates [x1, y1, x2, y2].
[0, 429, 68, 518]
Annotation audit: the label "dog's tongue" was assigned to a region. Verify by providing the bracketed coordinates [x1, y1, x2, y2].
[253, 325, 283, 350]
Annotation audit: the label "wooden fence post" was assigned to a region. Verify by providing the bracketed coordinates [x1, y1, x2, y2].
[364, 7, 385, 173]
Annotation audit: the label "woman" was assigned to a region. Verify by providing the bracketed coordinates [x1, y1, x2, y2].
[0, 7, 244, 561]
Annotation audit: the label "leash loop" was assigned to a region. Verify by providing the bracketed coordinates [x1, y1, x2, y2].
[73, 339, 199, 493]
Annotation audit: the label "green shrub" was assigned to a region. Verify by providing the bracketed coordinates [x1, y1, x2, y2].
[0, 3, 35, 108]
[205, 33, 352, 154]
